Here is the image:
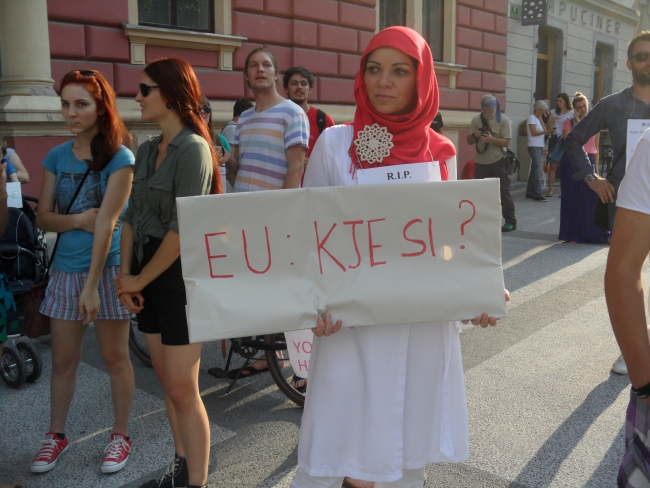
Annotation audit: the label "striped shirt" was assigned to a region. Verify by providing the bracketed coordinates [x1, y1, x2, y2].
[233, 99, 309, 192]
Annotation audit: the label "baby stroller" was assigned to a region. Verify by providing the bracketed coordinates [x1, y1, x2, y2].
[0, 195, 47, 388]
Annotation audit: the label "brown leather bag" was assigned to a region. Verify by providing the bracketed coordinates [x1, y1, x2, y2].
[22, 281, 49, 338]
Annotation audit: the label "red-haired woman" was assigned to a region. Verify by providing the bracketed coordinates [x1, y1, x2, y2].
[114, 57, 219, 488]
[291, 27, 506, 488]
[31, 70, 135, 474]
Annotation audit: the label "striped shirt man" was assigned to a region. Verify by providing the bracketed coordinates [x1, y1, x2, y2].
[233, 99, 309, 192]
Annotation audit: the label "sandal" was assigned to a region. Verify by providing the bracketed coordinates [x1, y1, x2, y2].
[290, 375, 307, 393]
[545, 192, 553, 197]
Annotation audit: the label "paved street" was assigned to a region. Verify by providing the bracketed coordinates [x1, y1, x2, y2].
[1, 180, 636, 488]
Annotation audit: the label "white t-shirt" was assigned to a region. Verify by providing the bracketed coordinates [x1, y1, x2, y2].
[527, 114, 545, 147]
[617, 129, 650, 215]
[550, 109, 574, 136]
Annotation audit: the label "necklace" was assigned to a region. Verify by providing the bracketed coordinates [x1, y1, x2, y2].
[353, 123, 394, 165]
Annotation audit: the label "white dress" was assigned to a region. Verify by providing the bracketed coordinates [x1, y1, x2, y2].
[297, 125, 469, 483]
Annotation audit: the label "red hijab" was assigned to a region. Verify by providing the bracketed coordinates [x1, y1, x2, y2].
[350, 26, 456, 179]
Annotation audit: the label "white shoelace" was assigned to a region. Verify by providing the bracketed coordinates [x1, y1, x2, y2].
[104, 437, 130, 461]
[36, 438, 58, 459]
[157, 456, 179, 487]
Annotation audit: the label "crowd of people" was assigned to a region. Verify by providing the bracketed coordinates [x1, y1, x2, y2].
[4, 25, 650, 488]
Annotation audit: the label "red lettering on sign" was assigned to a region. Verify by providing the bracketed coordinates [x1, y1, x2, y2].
[293, 340, 313, 353]
[401, 219, 426, 257]
[242, 227, 272, 274]
[344, 220, 364, 269]
[367, 218, 387, 267]
[428, 218, 436, 257]
[204, 232, 234, 278]
[297, 360, 308, 372]
[314, 222, 346, 274]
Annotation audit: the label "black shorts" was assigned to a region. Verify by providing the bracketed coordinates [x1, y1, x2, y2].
[134, 236, 189, 346]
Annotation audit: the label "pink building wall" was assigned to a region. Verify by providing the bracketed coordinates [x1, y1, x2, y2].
[9, 0, 508, 187]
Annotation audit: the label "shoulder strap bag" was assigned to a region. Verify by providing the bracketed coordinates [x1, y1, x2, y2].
[23, 166, 92, 338]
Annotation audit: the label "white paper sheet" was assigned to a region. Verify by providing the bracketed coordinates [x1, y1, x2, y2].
[7, 182, 21, 208]
[178, 179, 506, 343]
[627, 119, 650, 167]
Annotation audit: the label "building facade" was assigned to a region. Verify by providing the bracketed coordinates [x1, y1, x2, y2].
[506, 0, 638, 177]
[0, 0, 508, 196]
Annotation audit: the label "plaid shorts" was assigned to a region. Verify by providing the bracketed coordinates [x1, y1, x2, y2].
[619, 389, 650, 487]
[40, 266, 132, 321]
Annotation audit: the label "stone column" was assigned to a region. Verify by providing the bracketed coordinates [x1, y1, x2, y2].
[0, 0, 56, 96]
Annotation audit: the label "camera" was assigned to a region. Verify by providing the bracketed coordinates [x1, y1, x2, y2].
[480, 126, 490, 136]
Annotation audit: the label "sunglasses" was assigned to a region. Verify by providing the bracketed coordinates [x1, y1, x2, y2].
[199, 105, 212, 114]
[630, 51, 650, 63]
[78, 70, 96, 77]
[139, 83, 160, 97]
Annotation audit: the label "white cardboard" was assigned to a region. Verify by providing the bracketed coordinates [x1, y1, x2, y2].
[627, 120, 650, 167]
[357, 161, 442, 185]
[177, 179, 506, 343]
[7, 182, 21, 208]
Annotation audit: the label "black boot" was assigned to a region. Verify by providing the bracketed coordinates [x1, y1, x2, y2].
[138, 453, 189, 488]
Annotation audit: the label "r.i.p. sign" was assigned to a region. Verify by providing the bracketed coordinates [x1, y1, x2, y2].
[177, 179, 506, 343]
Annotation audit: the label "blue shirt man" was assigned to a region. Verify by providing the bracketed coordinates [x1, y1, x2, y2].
[565, 32, 650, 233]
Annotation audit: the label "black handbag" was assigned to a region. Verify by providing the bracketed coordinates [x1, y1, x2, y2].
[22, 167, 92, 338]
[504, 149, 520, 176]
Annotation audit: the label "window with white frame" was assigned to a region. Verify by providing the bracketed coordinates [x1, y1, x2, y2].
[138, 0, 214, 33]
[378, 0, 450, 63]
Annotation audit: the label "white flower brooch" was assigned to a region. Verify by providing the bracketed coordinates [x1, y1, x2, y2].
[353, 123, 394, 164]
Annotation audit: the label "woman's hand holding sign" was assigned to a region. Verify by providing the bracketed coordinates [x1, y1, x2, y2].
[462, 289, 511, 328]
[314, 289, 510, 336]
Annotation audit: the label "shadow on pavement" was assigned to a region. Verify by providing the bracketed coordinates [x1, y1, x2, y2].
[510, 374, 628, 487]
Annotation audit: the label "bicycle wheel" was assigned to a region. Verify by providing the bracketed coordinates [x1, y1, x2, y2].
[265, 334, 306, 407]
[128, 317, 152, 368]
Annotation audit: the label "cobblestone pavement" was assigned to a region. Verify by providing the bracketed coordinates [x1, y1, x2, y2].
[1, 181, 635, 487]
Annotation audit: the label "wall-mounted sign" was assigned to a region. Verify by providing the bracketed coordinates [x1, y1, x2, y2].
[521, 0, 548, 26]
[510, 4, 520, 20]
[548, 0, 621, 35]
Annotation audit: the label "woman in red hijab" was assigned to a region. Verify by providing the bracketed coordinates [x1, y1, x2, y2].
[290, 27, 503, 488]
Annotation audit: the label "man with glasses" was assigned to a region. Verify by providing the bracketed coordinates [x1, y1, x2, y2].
[566, 31, 650, 376]
[467, 94, 516, 232]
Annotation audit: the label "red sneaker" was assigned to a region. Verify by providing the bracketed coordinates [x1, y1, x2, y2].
[101, 433, 132, 473]
[31, 432, 69, 473]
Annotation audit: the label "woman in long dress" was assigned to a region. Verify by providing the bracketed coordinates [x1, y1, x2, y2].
[290, 26, 504, 488]
[559, 92, 610, 244]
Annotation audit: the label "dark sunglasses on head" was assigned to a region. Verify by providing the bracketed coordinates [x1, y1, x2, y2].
[630, 51, 650, 63]
[199, 105, 212, 114]
[139, 83, 160, 97]
[78, 70, 96, 77]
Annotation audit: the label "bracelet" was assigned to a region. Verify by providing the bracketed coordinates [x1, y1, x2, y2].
[632, 381, 650, 398]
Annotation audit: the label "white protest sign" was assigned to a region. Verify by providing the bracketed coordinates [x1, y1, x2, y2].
[627, 120, 650, 167]
[7, 182, 21, 208]
[283, 328, 313, 379]
[285, 162, 442, 378]
[177, 179, 506, 343]
[357, 161, 442, 185]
